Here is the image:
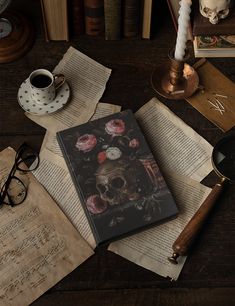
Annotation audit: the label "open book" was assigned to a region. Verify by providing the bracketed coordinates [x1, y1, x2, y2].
[31, 98, 213, 280]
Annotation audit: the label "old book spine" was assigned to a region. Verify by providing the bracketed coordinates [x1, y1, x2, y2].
[84, 0, 104, 36]
[104, 0, 122, 40]
[141, 0, 152, 39]
[40, 0, 69, 41]
[123, 0, 140, 38]
[69, 0, 85, 37]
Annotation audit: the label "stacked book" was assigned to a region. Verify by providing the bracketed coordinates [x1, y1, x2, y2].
[192, 1, 235, 58]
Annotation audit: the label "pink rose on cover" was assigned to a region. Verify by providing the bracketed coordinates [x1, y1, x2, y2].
[86, 195, 108, 214]
[129, 138, 140, 149]
[76, 134, 97, 152]
[105, 119, 125, 136]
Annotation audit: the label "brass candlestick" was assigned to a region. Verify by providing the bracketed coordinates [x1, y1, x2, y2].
[151, 49, 199, 100]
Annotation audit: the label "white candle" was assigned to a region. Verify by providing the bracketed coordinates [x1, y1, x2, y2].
[174, 0, 192, 61]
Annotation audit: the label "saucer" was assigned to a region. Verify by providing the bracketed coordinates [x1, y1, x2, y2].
[17, 78, 70, 115]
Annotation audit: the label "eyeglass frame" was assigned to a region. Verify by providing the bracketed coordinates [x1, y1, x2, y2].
[0, 143, 39, 207]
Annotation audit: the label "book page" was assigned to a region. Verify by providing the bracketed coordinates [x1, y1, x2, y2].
[109, 172, 211, 280]
[32, 103, 121, 249]
[0, 148, 94, 306]
[26, 47, 112, 132]
[32, 148, 96, 249]
[135, 98, 213, 182]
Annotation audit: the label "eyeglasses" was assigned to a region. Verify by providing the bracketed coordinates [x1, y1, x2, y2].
[0, 143, 39, 207]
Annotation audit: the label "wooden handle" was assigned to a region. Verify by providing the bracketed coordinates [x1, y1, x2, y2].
[169, 178, 226, 263]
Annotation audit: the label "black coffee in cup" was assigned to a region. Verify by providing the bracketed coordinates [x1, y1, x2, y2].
[31, 74, 52, 88]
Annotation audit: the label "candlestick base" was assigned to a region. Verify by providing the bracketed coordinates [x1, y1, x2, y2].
[151, 61, 199, 100]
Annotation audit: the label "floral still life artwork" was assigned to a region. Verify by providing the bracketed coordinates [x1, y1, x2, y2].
[57, 110, 178, 245]
[196, 35, 235, 49]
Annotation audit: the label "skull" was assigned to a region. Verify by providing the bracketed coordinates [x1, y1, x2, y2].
[96, 158, 151, 206]
[199, 0, 231, 24]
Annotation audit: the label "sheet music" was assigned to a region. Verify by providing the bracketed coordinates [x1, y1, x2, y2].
[109, 173, 211, 280]
[32, 103, 121, 249]
[135, 98, 213, 182]
[26, 47, 112, 132]
[0, 148, 94, 306]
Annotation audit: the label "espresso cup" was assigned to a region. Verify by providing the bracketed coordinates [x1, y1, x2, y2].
[29, 69, 65, 105]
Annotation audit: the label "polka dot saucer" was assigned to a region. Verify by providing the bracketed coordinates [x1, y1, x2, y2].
[17, 78, 71, 115]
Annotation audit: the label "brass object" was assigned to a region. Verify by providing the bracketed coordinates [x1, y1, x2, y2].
[168, 253, 179, 264]
[151, 50, 199, 100]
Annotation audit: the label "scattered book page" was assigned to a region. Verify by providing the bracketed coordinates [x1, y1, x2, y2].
[186, 59, 235, 132]
[32, 148, 96, 249]
[108, 97, 213, 279]
[32, 103, 121, 249]
[0, 148, 94, 306]
[108, 172, 211, 280]
[91, 102, 121, 121]
[26, 47, 112, 132]
[135, 97, 213, 182]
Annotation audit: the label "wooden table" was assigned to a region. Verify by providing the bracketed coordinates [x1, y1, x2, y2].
[1, 1, 235, 305]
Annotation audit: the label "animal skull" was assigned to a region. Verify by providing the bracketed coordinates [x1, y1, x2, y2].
[199, 0, 231, 24]
[96, 158, 151, 206]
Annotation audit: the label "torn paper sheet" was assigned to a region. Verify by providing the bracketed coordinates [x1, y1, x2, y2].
[135, 98, 213, 182]
[26, 47, 112, 132]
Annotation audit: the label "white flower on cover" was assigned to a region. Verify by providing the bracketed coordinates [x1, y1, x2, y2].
[106, 147, 122, 160]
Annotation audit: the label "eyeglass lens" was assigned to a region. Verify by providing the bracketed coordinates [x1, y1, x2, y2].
[0, 143, 39, 206]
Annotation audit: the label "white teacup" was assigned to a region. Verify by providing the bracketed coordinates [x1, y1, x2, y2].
[29, 69, 65, 105]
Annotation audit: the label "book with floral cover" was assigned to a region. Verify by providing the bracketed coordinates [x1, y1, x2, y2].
[57, 110, 178, 245]
[193, 35, 235, 57]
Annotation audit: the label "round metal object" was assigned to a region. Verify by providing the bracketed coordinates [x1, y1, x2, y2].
[0, 17, 12, 38]
[0, 11, 34, 63]
[151, 62, 199, 100]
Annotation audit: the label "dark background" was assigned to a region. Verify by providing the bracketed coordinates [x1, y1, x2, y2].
[0, 0, 235, 305]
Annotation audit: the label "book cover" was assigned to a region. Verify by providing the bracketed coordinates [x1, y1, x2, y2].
[69, 0, 85, 38]
[123, 0, 140, 38]
[141, 0, 153, 39]
[57, 110, 178, 245]
[193, 35, 235, 57]
[192, 0, 235, 36]
[104, 0, 121, 40]
[84, 0, 104, 36]
[40, 0, 69, 41]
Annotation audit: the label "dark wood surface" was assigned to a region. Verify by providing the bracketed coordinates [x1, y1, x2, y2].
[1, 1, 235, 305]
